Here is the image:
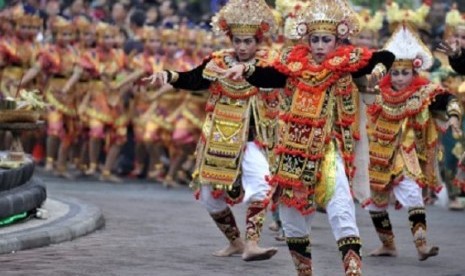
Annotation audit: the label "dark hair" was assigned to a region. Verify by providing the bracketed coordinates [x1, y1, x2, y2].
[130, 9, 146, 27]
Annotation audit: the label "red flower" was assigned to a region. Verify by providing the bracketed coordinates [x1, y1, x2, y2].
[261, 22, 270, 33]
[413, 57, 422, 68]
[219, 18, 228, 31]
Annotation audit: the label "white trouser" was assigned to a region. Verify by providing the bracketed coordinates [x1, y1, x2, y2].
[199, 142, 271, 214]
[366, 176, 424, 212]
[280, 153, 359, 241]
[352, 97, 371, 202]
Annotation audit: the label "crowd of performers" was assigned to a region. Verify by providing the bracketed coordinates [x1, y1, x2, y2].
[0, 4, 226, 186]
[2, 0, 465, 275]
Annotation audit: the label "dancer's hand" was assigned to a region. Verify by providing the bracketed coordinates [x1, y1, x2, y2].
[366, 74, 380, 94]
[143, 72, 168, 86]
[449, 116, 463, 138]
[437, 40, 462, 57]
[222, 64, 246, 81]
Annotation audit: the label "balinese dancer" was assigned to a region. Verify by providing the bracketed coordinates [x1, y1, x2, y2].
[142, 27, 188, 185]
[438, 5, 465, 195]
[146, 0, 280, 262]
[78, 22, 129, 182]
[113, 26, 164, 178]
[66, 15, 96, 173]
[363, 24, 462, 261]
[21, 16, 78, 178]
[220, 0, 395, 274]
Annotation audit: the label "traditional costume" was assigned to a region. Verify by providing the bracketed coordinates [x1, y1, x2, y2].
[363, 23, 462, 261]
[159, 0, 280, 262]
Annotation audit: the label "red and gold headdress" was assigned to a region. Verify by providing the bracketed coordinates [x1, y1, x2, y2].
[211, 0, 277, 40]
[295, 0, 360, 39]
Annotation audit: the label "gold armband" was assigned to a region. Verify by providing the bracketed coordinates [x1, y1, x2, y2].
[167, 70, 179, 83]
[372, 63, 387, 80]
[244, 64, 256, 78]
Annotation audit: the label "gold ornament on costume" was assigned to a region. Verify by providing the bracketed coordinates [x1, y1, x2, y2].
[385, 0, 431, 33]
[296, 0, 360, 38]
[384, 23, 433, 71]
[211, 0, 277, 39]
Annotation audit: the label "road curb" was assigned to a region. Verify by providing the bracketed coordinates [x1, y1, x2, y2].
[0, 197, 105, 254]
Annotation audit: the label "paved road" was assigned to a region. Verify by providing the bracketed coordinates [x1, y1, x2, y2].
[0, 174, 464, 276]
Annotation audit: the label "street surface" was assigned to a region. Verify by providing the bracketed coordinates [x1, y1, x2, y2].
[0, 174, 464, 276]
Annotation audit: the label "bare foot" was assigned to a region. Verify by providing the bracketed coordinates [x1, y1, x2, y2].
[213, 239, 244, 257]
[129, 166, 143, 177]
[55, 170, 75, 180]
[163, 177, 180, 189]
[242, 241, 278, 261]
[268, 222, 279, 232]
[99, 173, 123, 183]
[44, 161, 53, 172]
[448, 199, 464, 211]
[85, 166, 97, 176]
[418, 246, 439, 261]
[368, 245, 398, 257]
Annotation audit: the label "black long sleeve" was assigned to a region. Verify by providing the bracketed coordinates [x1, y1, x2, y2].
[352, 50, 395, 78]
[429, 93, 455, 113]
[449, 49, 465, 75]
[246, 66, 288, 89]
[171, 59, 211, 91]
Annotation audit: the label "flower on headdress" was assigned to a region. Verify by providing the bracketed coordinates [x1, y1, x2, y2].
[296, 22, 308, 36]
[337, 21, 349, 38]
[261, 22, 270, 33]
[218, 18, 229, 31]
[413, 57, 423, 68]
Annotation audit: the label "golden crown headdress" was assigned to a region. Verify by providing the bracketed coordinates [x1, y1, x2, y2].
[295, 0, 360, 39]
[385, 0, 431, 33]
[95, 22, 119, 38]
[211, 0, 277, 39]
[161, 27, 180, 42]
[73, 16, 92, 33]
[383, 23, 433, 71]
[445, 3, 465, 39]
[51, 16, 74, 34]
[357, 9, 384, 34]
[141, 26, 160, 41]
[11, 5, 42, 28]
